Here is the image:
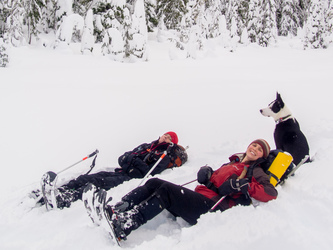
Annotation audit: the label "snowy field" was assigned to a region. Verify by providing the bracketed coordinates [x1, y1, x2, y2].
[0, 34, 333, 250]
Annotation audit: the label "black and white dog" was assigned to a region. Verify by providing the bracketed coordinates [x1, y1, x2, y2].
[260, 92, 310, 166]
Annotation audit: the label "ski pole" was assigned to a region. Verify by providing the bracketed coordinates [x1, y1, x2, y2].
[137, 143, 174, 187]
[57, 149, 99, 175]
[209, 195, 226, 212]
[181, 179, 197, 186]
[286, 155, 309, 178]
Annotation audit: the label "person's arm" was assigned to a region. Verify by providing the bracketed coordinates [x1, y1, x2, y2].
[248, 167, 278, 202]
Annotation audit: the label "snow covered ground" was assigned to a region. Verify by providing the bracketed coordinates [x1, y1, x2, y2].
[1, 34, 333, 250]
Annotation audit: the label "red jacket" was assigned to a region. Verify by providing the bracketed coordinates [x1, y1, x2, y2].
[195, 153, 278, 209]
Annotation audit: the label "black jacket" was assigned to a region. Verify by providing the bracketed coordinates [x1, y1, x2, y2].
[118, 140, 171, 178]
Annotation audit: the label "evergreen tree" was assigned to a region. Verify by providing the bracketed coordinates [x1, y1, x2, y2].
[278, 0, 300, 36]
[0, 37, 9, 67]
[298, 0, 311, 28]
[156, 0, 187, 30]
[145, 0, 158, 32]
[40, 0, 57, 33]
[127, 0, 147, 61]
[24, 0, 45, 44]
[81, 8, 94, 53]
[2, 0, 25, 46]
[304, 0, 328, 49]
[325, 0, 333, 44]
[247, 0, 260, 43]
[257, 0, 277, 47]
[205, 0, 224, 38]
[229, 0, 241, 46]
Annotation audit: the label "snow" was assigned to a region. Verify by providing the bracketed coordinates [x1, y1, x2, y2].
[1, 34, 333, 250]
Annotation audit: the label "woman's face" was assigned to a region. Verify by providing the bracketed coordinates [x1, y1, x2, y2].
[158, 133, 172, 144]
[245, 143, 264, 161]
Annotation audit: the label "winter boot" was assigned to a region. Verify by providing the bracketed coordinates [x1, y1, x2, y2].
[105, 195, 164, 240]
[55, 187, 80, 209]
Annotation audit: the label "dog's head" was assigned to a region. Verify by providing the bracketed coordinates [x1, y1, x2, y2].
[260, 92, 290, 121]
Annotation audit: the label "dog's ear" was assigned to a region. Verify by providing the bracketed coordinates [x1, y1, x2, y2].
[276, 93, 284, 108]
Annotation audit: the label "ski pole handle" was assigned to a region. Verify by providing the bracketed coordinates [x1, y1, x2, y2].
[57, 149, 99, 175]
[85, 149, 99, 160]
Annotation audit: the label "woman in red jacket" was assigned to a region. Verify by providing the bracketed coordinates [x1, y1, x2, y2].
[91, 139, 277, 241]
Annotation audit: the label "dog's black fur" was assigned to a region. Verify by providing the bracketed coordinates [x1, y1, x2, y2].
[260, 92, 310, 166]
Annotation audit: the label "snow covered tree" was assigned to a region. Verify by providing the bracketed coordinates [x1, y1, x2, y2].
[0, 2, 6, 36]
[218, 14, 230, 46]
[325, 0, 333, 45]
[298, 0, 311, 28]
[23, 0, 45, 44]
[247, 0, 260, 43]
[257, 0, 277, 47]
[190, 0, 208, 40]
[304, 0, 328, 49]
[277, 0, 301, 36]
[205, 0, 224, 38]
[73, 0, 95, 16]
[145, 0, 158, 32]
[40, 0, 57, 32]
[81, 8, 94, 53]
[2, 0, 26, 46]
[0, 37, 9, 67]
[156, 0, 187, 30]
[55, 0, 87, 44]
[127, 0, 148, 61]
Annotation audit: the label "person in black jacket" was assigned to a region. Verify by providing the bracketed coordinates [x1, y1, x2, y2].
[47, 131, 180, 209]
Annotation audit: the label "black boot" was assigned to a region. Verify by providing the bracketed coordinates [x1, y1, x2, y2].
[55, 187, 80, 209]
[106, 196, 164, 240]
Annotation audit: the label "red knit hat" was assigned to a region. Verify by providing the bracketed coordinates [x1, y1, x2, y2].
[165, 131, 178, 144]
[250, 139, 270, 158]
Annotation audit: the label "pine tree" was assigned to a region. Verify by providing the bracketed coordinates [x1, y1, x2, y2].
[247, 0, 260, 43]
[0, 37, 9, 67]
[40, 0, 57, 33]
[156, 0, 187, 30]
[145, 0, 158, 32]
[81, 8, 94, 53]
[205, 0, 224, 38]
[278, 0, 300, 36]
[325, 0, 333, 45]
[298, 0, 311, 28]
[24, 0, 45, 44]
[2, 0, 25, 46]
[304, 0, 328, 49]
[257, 0, 277, 47]
[127, 0, 148, 61]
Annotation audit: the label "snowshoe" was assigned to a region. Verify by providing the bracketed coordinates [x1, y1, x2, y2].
[83, 185, 122, 246]
[82, 183, 103, 225]
[40, 171, 58, 210]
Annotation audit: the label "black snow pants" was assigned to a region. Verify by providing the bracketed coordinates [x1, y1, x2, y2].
[122, 178, 216, 225]
[64, 171, 131, 199]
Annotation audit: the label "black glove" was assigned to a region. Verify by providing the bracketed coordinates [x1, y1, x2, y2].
[218, 178, 250, 197]
[197, 166, 213, 186]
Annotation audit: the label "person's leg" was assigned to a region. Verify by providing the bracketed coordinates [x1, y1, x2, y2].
[108, 179, 215, 239]
[57, 171, 131, 208]
[154, 181, 215, 225]
[118, 178, 167, 210]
